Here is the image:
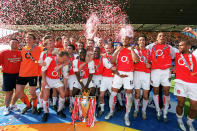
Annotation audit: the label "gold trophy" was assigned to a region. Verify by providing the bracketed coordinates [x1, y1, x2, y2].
[81, 91, 90, 122]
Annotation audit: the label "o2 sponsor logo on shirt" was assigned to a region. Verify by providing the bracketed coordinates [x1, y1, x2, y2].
[121, 56, 129, 64]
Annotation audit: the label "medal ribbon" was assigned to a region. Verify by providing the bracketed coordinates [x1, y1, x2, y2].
[25, 44, 37, 62]
[180, 53, 193, 72]
[140, 48, 149, 64]
[55, 57, 63, 80]
[153, 44, 167, 59]
[95, 56, 101, 72]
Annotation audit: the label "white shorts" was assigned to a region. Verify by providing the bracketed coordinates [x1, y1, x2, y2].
[134, 71, 150, 90]
[112, 71, 134, 90]
[100, 77, 113, 92]
[151, 68, 171, 87]
[68, 75, 77, 90]
[45, 77, 64, 89]
[73, 78, 95, 89]
[174, 80, 197, 101]
[92, 75, 102, 88]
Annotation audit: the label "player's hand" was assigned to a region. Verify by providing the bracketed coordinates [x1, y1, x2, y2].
[54, 66, 60, 72]
[183, 27, 193, 33]
[42, 80, 48, 88]
[40, 62, 46, 66]
[119, 74, 128, 78]
[116, 46, 123, 52]
[110, 66, 116, 71]
[146, 63, 151, 68]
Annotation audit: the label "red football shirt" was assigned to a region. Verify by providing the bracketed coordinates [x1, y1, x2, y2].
[0, 50, 21, 74]
[135, 48, 151, 73]
[175, 53, 197, 83]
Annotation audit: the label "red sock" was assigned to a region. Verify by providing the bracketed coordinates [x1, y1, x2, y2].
[33, 97, 38, 108]
[20, 95, 31, 107]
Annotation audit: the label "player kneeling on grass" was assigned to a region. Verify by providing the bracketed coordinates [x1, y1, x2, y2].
[41, 51, 69, 122]
[174, 40, 197, 131]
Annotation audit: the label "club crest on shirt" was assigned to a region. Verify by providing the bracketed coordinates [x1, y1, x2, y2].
[121, 56, 129, 63]
[177, 90, 180, 94]
[52, 71, 59, 77]
[156, 49, 163, 56]
[178, 58, 188, 68]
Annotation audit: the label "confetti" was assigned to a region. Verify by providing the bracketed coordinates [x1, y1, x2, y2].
[0, 0, 130, 25]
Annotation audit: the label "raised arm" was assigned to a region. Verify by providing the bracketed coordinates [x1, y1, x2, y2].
[110, 46, 122, 64]
[183, 27, 197, 38]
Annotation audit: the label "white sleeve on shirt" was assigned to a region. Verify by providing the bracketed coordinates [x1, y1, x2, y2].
[62, 65, 69, 78]
[134, 49, 140, 57]
[103, 58, 113, 69]
[88, 60, 95, 74]
[192, 49, 197, 60]
[73, 59, 79, 72]
[169, 46, 179, 59]
[74, 54, 79, 59]
[41, 57, 52, 72]
[146, 43, 155, 53]
[38, 51, 45, 64]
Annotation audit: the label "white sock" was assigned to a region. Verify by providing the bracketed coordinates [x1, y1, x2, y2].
[187, 117, 194, 126]
[109, 91, 117, 113]
[100, 103, 104, 111]
[69, 97, 73, 107]
[39, 98, 43, 108]
[58, 97, 65, 112]
[43, 100, 49, 113]
[134, 98, 140, 112]
[176, 110, 184, 123]
[125, 93, 132, 116]
[142, 99, 149, 113]
[52, 97, 57, 106]
[153, 94, 160, 112]
[117, 93, 123, 106]
[163, 95, 170, 115]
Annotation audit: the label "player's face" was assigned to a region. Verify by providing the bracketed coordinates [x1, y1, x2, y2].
[98, 39, 104, 47]
[138, 37, 146, 47]
[77, 42, 84, 50]
[87, 42, 94, 51]
[156, 33, 165, 44]
[10, 40, 19, 50]
[179, 41, 189, 53]
[46, 39, 55, 51]
[94, 48, 100, 59]
[63, 39, 69, 49]
[79, 50, 86, 61]
[25, 34, 35, 45]
[105, 44, 113, 54]
[59, 55, 69, 65]
[121, 36, 131, 46]
[67, 46, 73, 54]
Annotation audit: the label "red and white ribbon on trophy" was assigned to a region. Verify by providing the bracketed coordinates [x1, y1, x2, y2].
[72, 97, 82, 124]
[87, 98, 96, 127]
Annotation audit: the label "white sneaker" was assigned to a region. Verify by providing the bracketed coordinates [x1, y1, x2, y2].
[187, 123, 195, 131]
[10, 105, 20, 111]
[156, 111, 161, 120]
[163, 114, 168, 122]
[178, 121, 186, 131]
[133, 110, 138, 118]
[3, 107, 10, 116]
[105, 112, 114, 120]
[124, 115, 130, 126]
[142, 111, 147, 120]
